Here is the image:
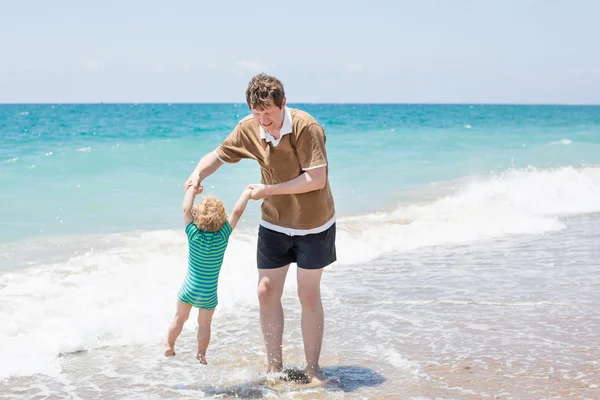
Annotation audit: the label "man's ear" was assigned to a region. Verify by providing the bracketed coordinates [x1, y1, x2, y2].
[281, 97, 287, 108]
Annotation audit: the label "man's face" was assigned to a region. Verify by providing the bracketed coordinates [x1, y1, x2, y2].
[251, 98, 286, 134]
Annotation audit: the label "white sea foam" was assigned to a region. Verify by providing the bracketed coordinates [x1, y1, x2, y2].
[0, 229, 259, 380]
[549, 139, 573, 145]
[336, 165, 600, 263]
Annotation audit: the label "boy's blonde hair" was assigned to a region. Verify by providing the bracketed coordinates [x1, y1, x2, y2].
[192, 195, 228, 232]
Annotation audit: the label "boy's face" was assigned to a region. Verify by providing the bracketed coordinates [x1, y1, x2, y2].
[251, 97, 286, 135]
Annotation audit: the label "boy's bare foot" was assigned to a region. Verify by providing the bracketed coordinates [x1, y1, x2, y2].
[164, 342, 176, 357]
[196, 351, 207, 365]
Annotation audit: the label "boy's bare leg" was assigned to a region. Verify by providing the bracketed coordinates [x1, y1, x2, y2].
[196, 308, 215, 365]
[257, 265, 289, 374]
[297, 267, 327, 384]
[165, 300, 192, 356]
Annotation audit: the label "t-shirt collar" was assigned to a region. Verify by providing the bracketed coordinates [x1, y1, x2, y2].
[259, 106, 292, 144]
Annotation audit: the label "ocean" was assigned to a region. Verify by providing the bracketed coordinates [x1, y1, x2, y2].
[1, 103, 599, 399]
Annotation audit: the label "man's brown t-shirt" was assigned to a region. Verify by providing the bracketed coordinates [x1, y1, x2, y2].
[214, 107, 335, 233]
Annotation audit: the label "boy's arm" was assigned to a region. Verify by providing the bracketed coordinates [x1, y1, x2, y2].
[183, 185, 202, 226]
[227, 188, 253, 230]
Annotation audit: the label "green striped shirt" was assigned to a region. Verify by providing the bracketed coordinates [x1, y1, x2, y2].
[177, 220, 233, 310]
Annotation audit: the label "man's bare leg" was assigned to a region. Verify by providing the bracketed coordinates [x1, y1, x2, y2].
[196, 308, 215, 365]
[297, 267, 327, 384]
[257, 265, 289, 374]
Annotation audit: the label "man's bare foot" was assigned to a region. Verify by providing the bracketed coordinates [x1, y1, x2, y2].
[164, 343, 176, 357]
[305, 366, 328, 386]
[282, 367, 308, 383]
[267, 365, 284, 374]
[196, 351, 207, 365]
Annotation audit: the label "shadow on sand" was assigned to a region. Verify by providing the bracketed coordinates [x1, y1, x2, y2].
[200, 365, 385, 398]
[322, 365, 386, 393]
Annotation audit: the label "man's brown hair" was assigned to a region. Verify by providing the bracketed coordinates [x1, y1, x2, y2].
[245, 73, 285, 110]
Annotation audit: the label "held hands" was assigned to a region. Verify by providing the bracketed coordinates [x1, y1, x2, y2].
[245, 184, 271, 200]
[184, 174, 200, 192]
[184, 173, 204, 196]
[241, 187, 253, 200]
[187, 184, 204, 195]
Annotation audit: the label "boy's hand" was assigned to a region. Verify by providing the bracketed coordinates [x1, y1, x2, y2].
[246, 184, 271, 200]
[187, 184, 203, 195]
[242, 188, 253, 199]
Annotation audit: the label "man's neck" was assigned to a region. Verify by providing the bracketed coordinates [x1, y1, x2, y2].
[266, 122, 284, 139]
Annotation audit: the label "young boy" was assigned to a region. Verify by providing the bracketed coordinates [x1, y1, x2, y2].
[165, 184, 252, 364]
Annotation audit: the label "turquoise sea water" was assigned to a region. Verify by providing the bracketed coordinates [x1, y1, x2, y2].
[2, 104, 599, 244]
[2, 104, 600, 398]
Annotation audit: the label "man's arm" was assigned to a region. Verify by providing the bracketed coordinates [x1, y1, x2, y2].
[185, 122, 253, 191]
[183, 185, 202, 226]
[185, 152, 223, 191]
[248, 121, 328, 199]
[248, 166, 326, 200]
[227, 188, 253, 230]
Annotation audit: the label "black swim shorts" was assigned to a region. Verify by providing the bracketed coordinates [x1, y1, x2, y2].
[257, 223, 337, 270]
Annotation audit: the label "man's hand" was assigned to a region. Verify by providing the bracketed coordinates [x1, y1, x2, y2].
[246, 184, 271, 200]
[185, 173, 200, 192]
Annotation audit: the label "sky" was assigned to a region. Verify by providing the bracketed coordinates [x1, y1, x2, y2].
[0, 0, 599, 104]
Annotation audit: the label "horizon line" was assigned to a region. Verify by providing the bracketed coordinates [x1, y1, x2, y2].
[1, 101, 599, 106]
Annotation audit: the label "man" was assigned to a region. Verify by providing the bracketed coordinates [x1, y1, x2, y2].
[184, 73, 336, 384]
